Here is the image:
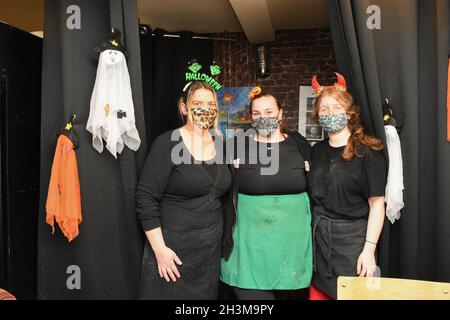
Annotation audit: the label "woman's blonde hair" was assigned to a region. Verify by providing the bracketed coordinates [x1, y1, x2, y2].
[178, 81, 221, 136]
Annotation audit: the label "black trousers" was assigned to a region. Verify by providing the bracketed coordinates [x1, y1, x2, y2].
[233, 287, 309, 300]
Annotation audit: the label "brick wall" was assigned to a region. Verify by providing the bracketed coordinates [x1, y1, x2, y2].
[211, 28, 337, 131]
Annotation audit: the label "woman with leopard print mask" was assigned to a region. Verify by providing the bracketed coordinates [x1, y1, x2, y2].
[136, 81, 233, 300]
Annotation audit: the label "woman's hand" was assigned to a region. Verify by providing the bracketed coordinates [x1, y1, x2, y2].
[357, 247, 377, 277]
[154, 246, 183, 282]
[357, 196, 384, 277]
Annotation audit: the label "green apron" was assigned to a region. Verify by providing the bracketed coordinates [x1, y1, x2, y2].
[221, 192, 312, 290]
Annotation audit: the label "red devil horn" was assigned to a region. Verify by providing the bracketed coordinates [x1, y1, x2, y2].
[335, 72, 347, 89]
[311, 75, 322, 94]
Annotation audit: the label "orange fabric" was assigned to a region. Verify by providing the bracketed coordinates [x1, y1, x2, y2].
[46, 134, 82, 242]
[308, 285, 334, 300]
[447, 59, 450, 141]
[0, 288, 16, 300]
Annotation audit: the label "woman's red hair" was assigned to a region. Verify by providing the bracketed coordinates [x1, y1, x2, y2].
[313, 88, 383, 161]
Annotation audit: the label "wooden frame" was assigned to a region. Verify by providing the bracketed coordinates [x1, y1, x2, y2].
[337, 276, 450, 300]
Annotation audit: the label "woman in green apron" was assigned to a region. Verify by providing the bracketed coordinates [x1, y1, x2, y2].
[220, 87, 313, 300]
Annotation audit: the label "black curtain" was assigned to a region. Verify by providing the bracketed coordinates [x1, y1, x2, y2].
[0, 23, 42, 299]
[140, 28, 213, 147]
[327, 0, 450, 281]
[38, 0, 146, 299]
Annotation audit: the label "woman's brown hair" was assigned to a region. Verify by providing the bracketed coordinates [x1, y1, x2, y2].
[250, 89, 288, 134]
[313, 88, 383, 161]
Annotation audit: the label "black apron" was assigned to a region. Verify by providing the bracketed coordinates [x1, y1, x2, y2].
[138, 163, 230, 300]
[311, 206, 367, 299]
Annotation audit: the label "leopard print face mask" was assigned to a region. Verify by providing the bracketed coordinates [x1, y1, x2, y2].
[190, 107, 218, 130]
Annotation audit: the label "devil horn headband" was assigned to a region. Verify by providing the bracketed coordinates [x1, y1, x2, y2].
[311, 72, 347, 97]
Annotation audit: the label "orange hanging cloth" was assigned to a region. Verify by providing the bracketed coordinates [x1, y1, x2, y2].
[46, 127, 82, 242]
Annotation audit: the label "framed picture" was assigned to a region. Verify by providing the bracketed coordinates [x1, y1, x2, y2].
[298, 86, 324, 142]
[217, 87, 253, 139]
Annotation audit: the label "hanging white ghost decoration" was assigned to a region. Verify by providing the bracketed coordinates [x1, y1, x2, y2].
[87, 48, 141, 158]
[384, 125, 404, 224]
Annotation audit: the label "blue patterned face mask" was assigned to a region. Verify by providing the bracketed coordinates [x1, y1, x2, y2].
[318, 113, 348, 133]
[252, 116, 279, 137]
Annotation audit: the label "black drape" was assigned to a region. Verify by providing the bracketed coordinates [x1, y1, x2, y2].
[38, 0, 146, 299]
[140, 28, 213, 146]
[327, 0, 450, 282]
[0, 23, 42, 299]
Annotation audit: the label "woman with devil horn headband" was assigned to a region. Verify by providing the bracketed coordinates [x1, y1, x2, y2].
[308, 73, 388, 300]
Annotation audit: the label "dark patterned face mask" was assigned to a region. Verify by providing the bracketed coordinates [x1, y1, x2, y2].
[318, 113, 348, 133]
[252, 116, 279, 137]
[190, 107, 218, 129]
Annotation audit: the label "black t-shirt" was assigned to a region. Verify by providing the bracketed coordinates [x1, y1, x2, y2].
[309, 140, 387, 219]
[238, 135, 308, 195]
[136, 130, 232, 231]
[201, 161, 218, 181]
